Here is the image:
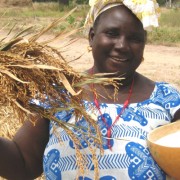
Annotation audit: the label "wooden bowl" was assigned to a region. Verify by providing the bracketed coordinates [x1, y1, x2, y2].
[147, 121, 180, 180]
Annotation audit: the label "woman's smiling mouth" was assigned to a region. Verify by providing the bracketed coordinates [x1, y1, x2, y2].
[110, 56, 128, 62]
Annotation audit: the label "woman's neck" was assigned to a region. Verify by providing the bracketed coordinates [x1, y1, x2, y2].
[85, 68, 155, 104]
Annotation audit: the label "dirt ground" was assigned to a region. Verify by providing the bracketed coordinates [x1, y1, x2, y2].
[50, 38, 180, 88]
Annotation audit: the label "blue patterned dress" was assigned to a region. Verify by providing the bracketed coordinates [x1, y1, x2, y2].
[42, 82, 180, 180]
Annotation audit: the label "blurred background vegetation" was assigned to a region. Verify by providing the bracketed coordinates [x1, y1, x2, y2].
[0, 0, 179, 45]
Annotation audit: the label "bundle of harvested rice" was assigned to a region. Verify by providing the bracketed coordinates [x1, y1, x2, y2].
[0, 9, 121, 179]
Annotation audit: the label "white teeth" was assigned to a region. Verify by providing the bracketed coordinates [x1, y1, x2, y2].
[111, 57, 127, 62]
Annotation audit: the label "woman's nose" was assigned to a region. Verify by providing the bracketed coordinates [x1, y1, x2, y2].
[114, 37, 129, 51]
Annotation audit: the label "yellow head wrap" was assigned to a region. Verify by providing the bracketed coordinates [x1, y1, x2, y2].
[84, 0, 160, 31]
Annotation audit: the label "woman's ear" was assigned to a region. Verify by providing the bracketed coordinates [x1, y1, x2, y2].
[144, 30, 147, 43]
[88, 27, 95, 47]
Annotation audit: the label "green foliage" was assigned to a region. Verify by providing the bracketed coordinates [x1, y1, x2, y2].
[157, 0, 166, 6]
[67, 15, 75, 24]
[147, 8, 180, 45]
[160, 8, 180, 27]
[76, 0, 88, 4]
[0, 3, 63, 17]
[157, 0, 180, 6]
[147, 27, 180, 44]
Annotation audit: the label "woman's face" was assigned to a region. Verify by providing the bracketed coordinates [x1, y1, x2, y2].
[89, 5, 146, 77]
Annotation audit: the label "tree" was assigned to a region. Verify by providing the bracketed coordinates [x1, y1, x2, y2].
[59, 0, 69, 5]
[157, 0, 179, 7]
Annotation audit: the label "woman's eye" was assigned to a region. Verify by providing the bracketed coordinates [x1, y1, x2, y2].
[105, 31, 119, 37]
[129, 36, 144, 43]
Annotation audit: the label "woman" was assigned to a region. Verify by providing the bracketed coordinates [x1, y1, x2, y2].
[0, 1, 180, 180]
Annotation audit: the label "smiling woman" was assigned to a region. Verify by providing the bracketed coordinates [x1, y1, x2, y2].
[40, 2, 180, 179]
[0, 0, 180, 180]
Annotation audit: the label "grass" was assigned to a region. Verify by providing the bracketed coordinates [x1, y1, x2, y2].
[147, 27, 180, 45]
[0, 3, 179, 45]
[0, 3, 70, 17]
[0, 3, 87, 34]
[160, 8, 180, 27]
[147, 8, 180, 46]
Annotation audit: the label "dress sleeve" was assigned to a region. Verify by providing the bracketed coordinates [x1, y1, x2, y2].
[156, 83, 180, 118]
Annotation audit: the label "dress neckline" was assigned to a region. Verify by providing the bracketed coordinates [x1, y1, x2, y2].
[83, 82, 167, 107]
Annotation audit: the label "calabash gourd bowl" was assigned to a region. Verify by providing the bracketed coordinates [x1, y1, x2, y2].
[147, 121, 180, 180]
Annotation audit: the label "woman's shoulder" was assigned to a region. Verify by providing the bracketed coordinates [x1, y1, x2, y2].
[153, 82, 180, 96]
[136, 73, 179, 97]
[133, 74, 180, 104]
[150, 82, 180, 110]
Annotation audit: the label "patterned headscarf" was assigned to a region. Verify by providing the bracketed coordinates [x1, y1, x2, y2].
[84, 0, 160, 31]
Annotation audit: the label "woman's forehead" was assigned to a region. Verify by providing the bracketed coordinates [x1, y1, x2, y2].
[100, 5, 137, 21]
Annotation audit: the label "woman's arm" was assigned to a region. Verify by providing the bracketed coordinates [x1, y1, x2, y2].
[172, 109, 180, 122]
[0, 116, 49, 180]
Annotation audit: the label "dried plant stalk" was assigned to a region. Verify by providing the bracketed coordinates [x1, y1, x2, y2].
[0, 12, 122, 178]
